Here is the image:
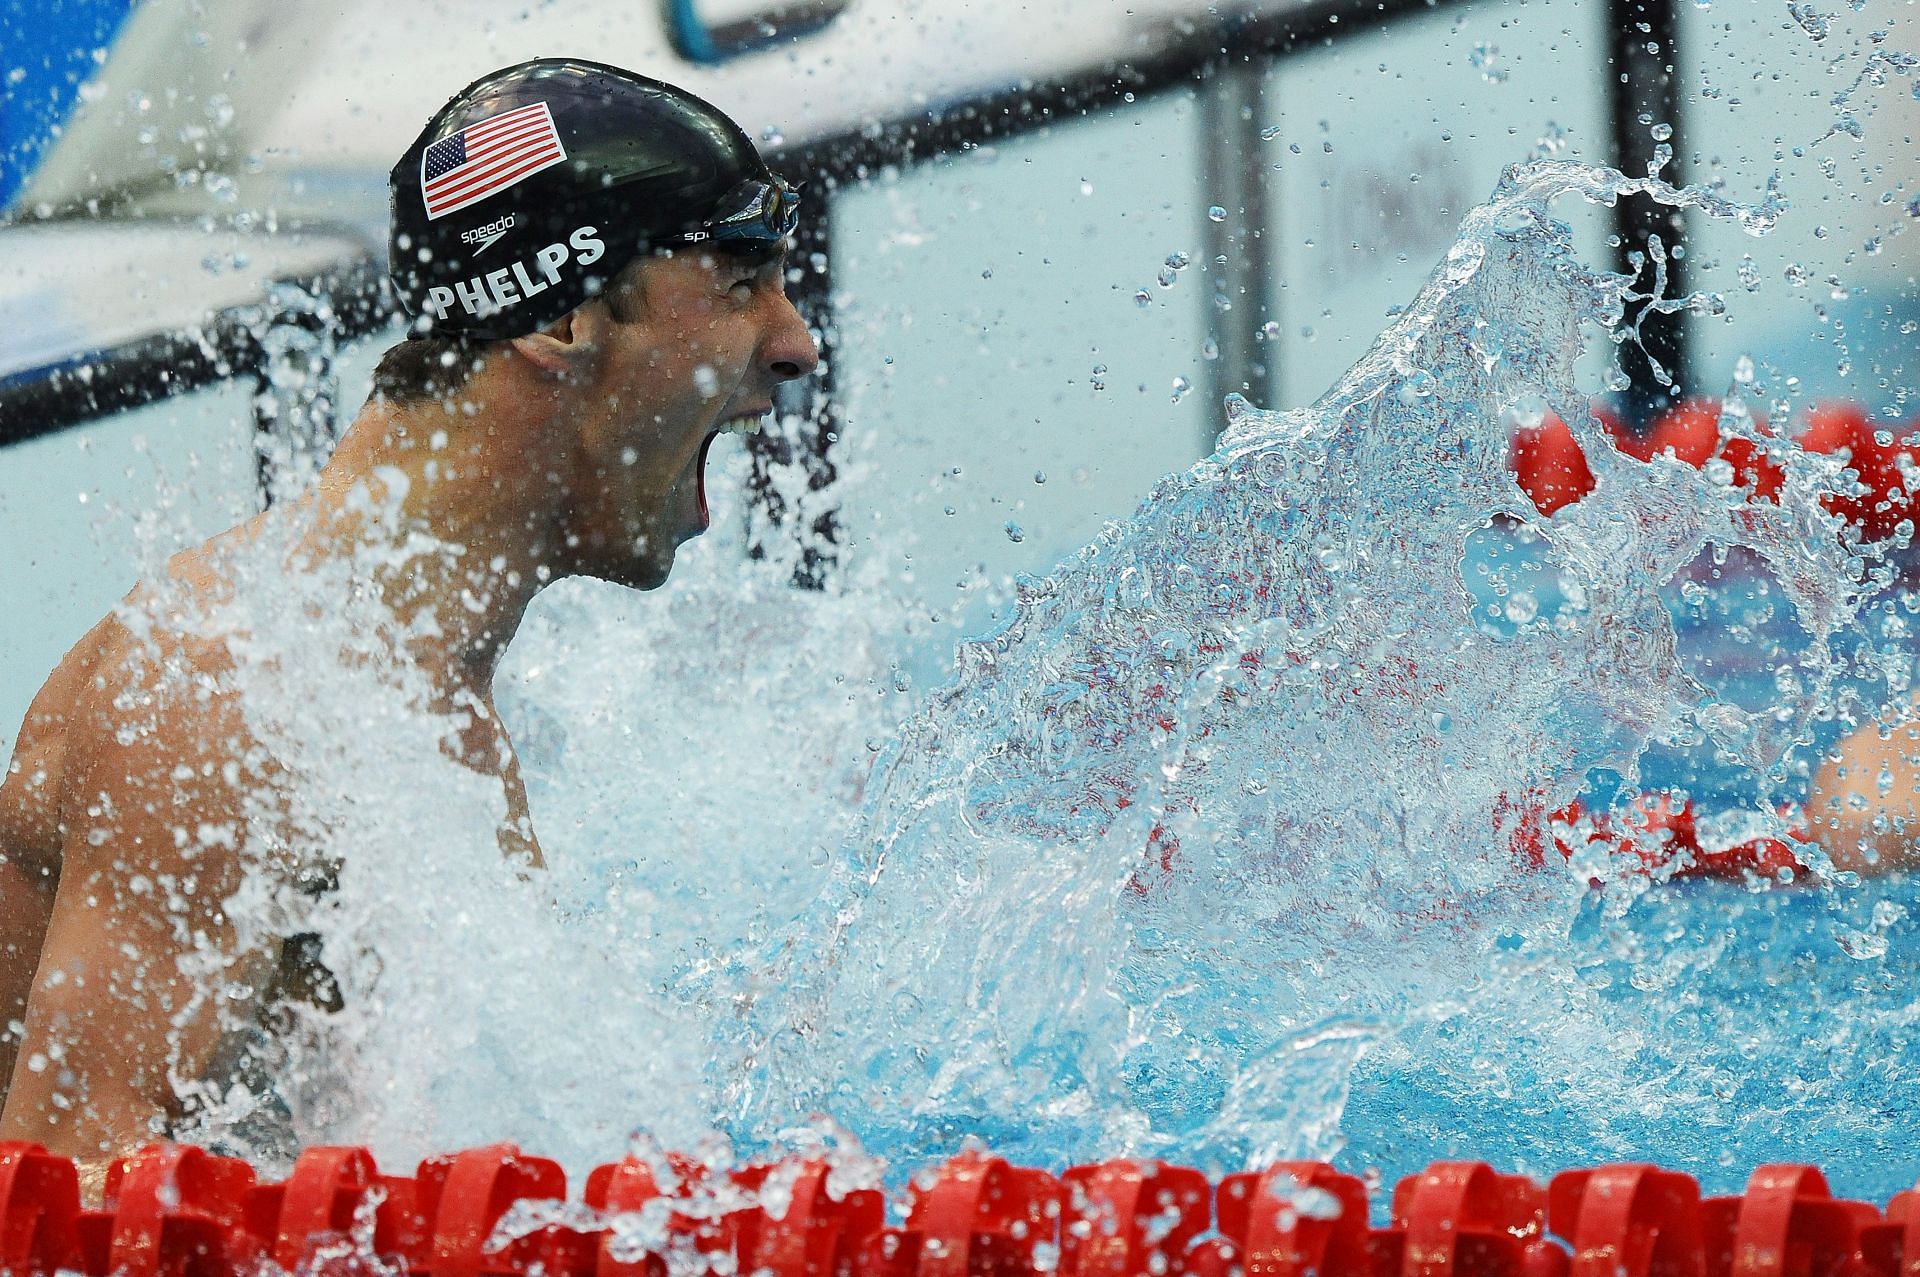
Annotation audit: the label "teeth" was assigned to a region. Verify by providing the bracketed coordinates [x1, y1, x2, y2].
[719, 413, 767, 437]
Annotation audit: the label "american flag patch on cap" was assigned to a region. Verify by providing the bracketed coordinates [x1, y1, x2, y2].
[420, 101, 566, 221]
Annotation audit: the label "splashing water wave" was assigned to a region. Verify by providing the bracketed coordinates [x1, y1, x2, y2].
[723, 160, 1913, 1186]
[177, 159, 1919, 1197]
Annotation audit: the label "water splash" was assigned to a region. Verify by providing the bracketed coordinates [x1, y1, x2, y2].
[716, 161, 1904, 1182]
[172, 159, 1918, 1195]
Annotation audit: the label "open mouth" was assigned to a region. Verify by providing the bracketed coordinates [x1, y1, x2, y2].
[717, 407, 772, 437]
[696, 409, 773, 529]
[696, 432, 716, 527]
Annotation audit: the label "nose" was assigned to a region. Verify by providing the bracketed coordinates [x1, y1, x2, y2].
[764, 291, 821, 384]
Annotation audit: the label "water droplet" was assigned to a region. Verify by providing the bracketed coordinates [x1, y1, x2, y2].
[693, 365, 719, 398]
[1650, 121, 1672, 141]
[1004, 522, 1025, 544]
[1134, 289, 1152, 308]
[1469, 43, 1510, 83]
[1260, 125, 1284, 141]
[1202, 337, 1220, 361]
[1788, 2, 1831, 40]
[1033, 471, 1047, 485]
[1733, 353, 1756, 384]
[1171, 376, 1193, 404]
[1783, 263, 1811, 287]
[1528, 122, 1569, 161]
[1208, 206, 1228, 222]
[1080, 180, 1094, 196]
[760, 125, 785, 146]
[1260, 320, 1282, 341]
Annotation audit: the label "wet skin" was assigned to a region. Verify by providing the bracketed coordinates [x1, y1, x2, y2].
[1808, 701, 1920, 876]
[0, 244, 817, 1188]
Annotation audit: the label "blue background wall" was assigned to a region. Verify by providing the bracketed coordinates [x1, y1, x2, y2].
[1, 0, 136, 209]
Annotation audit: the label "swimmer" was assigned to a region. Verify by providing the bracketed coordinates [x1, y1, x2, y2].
[1800, 408, 1920, 877]
[1809, 700, 1920, 875]
[0, 60, 817, 1189]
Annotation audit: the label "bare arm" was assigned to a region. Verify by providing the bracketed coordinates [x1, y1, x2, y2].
[0, 680, 276, 1181]
[0, 627, 108, 1103]
[1808, 709, 1920, 875]
[0, 839, 59, 1101]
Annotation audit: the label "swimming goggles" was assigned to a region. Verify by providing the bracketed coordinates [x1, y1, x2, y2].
[672, 175, 801, 246]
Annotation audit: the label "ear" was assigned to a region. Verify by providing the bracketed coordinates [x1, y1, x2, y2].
[509, 307, 602, 379]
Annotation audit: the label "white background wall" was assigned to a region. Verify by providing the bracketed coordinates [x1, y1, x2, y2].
[1679, 2, 1920, 417]
[827, 94, 1211, 646]
[1262, 0, 1614, 408]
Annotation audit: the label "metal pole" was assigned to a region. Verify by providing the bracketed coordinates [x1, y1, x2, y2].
[1608, 0, 1687, 429]
[252, 282, 342, 508]
[1199, 57, 1277, 446]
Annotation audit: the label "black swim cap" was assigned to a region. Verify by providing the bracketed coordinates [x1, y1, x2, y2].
[388, 58, 798, 341]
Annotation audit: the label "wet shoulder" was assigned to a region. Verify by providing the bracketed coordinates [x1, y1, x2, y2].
[3, 538, 261, 877]
[0, 613, 121, 874]
[48, 581, 266, 857]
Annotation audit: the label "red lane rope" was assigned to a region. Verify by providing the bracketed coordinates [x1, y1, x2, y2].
[2, 1141, 1915, 1277]
[1507, 397, 1919, 537]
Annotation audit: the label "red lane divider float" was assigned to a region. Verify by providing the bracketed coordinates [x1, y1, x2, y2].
[3, 1142, 1919, 1277]
[1507, 398, 1917, 536]
[1540, 793, 1813, 884]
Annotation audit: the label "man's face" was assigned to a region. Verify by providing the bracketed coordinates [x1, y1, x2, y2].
[560, 245, 818, 589]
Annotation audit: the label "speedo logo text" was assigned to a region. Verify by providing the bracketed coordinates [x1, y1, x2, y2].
[459, 213, 517, 254]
